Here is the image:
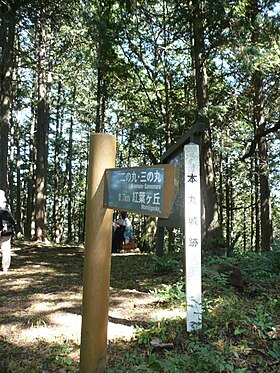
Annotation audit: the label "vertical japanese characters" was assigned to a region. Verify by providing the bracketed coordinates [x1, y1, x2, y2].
[184, 143, 202, 332]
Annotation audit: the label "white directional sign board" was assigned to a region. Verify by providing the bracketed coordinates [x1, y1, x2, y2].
[184, 142, 202, 331]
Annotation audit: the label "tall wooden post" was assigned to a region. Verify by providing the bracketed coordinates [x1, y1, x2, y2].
[80, 134, 116, 373]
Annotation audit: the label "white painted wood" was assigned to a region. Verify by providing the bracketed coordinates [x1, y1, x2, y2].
[184, 142, 202, 331]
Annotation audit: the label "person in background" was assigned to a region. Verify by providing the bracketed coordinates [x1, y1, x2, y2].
[0, 190, 15, 273]
[112, 211, 133, 252]
[112, 213, 125, 253]
[120, 212, 133, 244]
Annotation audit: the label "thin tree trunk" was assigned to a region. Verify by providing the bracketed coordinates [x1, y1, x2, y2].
[253, 69, 272, 252]
[248, 0, 272, 252]
[9, 91, 15, 206]
[95, 0, 110, 133]
[230, 179, 234, 248]
[0, 5, 16, 192]
[259, 134, 272, 251]
[67, 88, 75, 241]
[96, 66, 103, 132]
[254, 154, 260, 251]
[250, 158, 255, 250]
[225, 156, 230, 248]
[13, 32, 22, 236]
[35, 13, 49, 241]
[53, 81, 62, 243]
[218, 148, 223, 230]
[163, 0, 171, 148]
[15, 120, 21, 235]
[26, 95, 36, 239]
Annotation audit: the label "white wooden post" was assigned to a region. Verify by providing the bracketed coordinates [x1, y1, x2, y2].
[184, 142, 202, 331]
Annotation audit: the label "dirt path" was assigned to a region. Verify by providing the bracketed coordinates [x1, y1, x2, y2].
[0, 242, 182, 369]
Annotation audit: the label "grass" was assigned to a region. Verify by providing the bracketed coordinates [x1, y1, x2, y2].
[0, 241, 279, 372]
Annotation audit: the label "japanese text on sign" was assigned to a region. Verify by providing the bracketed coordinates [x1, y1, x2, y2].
[104, 167, 165, 215]
[184, 142, 202, 332]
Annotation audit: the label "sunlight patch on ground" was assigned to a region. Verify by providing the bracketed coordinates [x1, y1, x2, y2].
[110, 288, 157, 305]
[20, 313, 82, 342]
[8, 278, 33, 291]
[109, 288, 158, 320]
[13, 265, 56, 274]
[152, 308, 185, 320]
[108, 321, 135, 341]
[27, 293, 81, 313]
[4, 311, 136, 345]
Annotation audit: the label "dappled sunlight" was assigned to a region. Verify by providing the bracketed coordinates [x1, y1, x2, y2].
[112, 251, 148, 257]
[152, 308, 185, 321]
[27, 293, 81, 313]
[5, 277, 34, 292]
[108, 320, 135, 341]
[0, 243, 163, 354]
[1, 242, 279, 372]
[109, 287, 158, 325]
[19, 313, 82, 344]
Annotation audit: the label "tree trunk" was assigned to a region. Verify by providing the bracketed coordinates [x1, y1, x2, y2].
[0, 5, 16, 192]
[218, 147, 223, 230]
[9, 93, 15, 207]
[26, 93, 36, 240]
[259, 133, 272, 251]
[95, 0, 111, 133]
[163, 0, 171, 148]
[96, 66, 104, 133]
[249, 0, 272, 252]
[250, 158, 255, 250]
[253, 72, 272, 252]
[254, 154, 260, 251]
[67, 88, 75, 242]
[225, 155, 230, 248]
[192, 0, 221, 249]
[35, 13, 50, 241]
[53, 81, 62, 243]
[243, 207, 246, 252]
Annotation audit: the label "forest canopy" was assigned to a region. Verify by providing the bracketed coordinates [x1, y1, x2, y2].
[0, 0, 279, 252]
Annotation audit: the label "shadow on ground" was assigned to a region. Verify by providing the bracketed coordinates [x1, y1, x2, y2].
[0, 241, 169, 371]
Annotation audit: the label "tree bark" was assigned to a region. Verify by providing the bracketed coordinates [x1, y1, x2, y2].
[25, 92, 36, 240]
[192, 0, 221, 249]
[249, 0, 272, 252]
[35, 12, 50, 241]
[95, 0, 111, 133]
[67, 88, 75, 242]
[259, 132, 272, 251]
[0, 4, 16, 192]
[53, 81, 62, 243]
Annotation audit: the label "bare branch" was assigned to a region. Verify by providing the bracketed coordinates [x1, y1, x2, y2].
[241, 120, 280, 161]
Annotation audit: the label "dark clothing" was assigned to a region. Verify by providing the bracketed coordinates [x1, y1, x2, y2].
[0, 202, 16, 237]
[112, 226, 125, 253]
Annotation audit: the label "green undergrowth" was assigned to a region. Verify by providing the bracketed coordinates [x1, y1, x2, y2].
[0, 242, 279, 372]
[0, 337, 79, 373]
[108, 246, 280, 372]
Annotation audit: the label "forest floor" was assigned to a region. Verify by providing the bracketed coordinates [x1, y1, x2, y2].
[0, 241, 279, 372]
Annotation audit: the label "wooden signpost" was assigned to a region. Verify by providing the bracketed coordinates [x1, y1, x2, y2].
[80, 134, 116, 373]
[80, 128, 203, 372]
[80, 137, 178, 372]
